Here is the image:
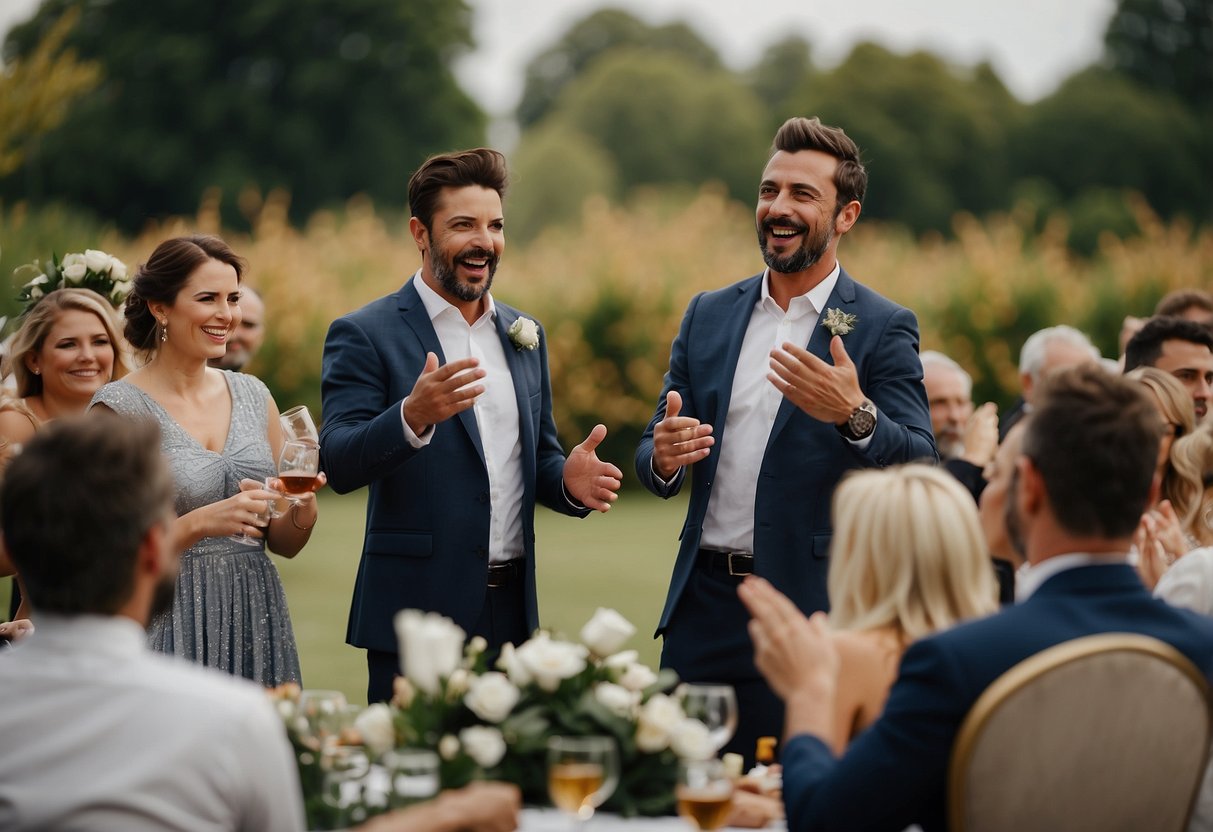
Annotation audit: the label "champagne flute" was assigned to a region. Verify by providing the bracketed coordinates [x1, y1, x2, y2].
[547, 735, 619, 824]
[676, 758, 735, 831]
[680, 684, 739, 754]
[279, 440, 322, 506]
[281, 404, 320, 447]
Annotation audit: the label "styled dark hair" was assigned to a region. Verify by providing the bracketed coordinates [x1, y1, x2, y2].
[407, 148, 508, 232]
[1, 414, 173, 615]
[1155, 289, 1213, 319]
[771, 117, 867, 209]
[1022, 364, 1161, 539]
[124, 234, 246, 355]
[1124, 315, 1213, 372]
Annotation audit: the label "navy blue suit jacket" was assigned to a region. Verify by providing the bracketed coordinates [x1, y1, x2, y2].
[782, 564, 1213, 832]
[635, 269, 936, 631]
[319, 277, 585, 653]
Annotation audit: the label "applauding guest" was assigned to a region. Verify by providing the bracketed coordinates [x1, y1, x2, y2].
[321, 148, 622, 703]
[92, 234, 320, 686]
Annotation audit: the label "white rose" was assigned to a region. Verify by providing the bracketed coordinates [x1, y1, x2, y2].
[465, 672, 520, 723]
[617, 662, 658, 693]
[466, 635, 488, 659]
[61, 263, 86, 283]
[24, 274, 49, 288]
[670, 718, 714, 761]
[594, 682, 640, 718]
[438, 734, 461, 761]
[507, 316, 540, 350]
[515, 632, 588, 692]
[61, 253, 85, 268]
[496, 642, 533, 687]
[580, 607, 636, 656]
[604, 650, 639, 669]
[29, 286, 43, 300]
[394, 609, 466, 696]
[635, 693, 684, 752]
[108, 257, 127, 280]
[446, 668, 471, 699]
[111, 279, 132, 300]
[83, 249, 111, 273]
[354, 703, 396, 757]
[459, 725, 507, 769]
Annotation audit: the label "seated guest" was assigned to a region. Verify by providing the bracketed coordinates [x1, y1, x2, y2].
[1156, 288, 1213, 327]
[1125, 316, 1213, 422]
[740, 365, 1213, 832]
[999, 325, 1099, 439]
[0, 415, 522, 832]
[920, 351, 997, 498]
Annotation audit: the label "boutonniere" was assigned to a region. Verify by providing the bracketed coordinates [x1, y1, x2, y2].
[821, 308, 858, 337]
[507, 316, 540, 351]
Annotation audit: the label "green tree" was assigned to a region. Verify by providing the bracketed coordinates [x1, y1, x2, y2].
[516, 9, 721, 128]
[746, 36, 815, 128]
[2, 0, 484, 229]
[546, 49, 768, 202]
[789, 43, 1021, 234]
[506, 122, 618, 243]
[1103, 0, 1213, 109]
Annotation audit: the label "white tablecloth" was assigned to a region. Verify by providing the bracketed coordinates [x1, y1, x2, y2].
[519, 807, 782, 830]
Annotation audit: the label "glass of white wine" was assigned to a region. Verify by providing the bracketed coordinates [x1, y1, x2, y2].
[280, 404, 320, 447]
[680, 684, 739, 754]
[676, 758, 735, 831]
[547, 735, 619, 825]
[278, 440, 322, 506]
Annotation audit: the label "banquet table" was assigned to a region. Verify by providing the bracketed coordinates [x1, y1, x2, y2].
[518, 807, 784, 830]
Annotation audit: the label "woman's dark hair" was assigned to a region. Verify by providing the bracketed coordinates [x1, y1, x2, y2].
[124, 234, 245, 355]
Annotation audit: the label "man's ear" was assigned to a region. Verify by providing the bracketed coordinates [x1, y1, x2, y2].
[1018, 455, 1046, 516]
[834, 200, 861, 235]
[136, 521, 173, 579]
[409, 216, 429, 255]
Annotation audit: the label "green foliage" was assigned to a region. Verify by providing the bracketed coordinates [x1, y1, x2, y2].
[1103, 0, 1213, 108]
[2, 0, 484, 229]
[516, 8, 721, 128]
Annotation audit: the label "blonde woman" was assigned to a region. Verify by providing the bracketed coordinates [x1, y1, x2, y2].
[1126, 367, 1202, 532]
[824, 464, 998, 752]
[0, 288, 126, 631]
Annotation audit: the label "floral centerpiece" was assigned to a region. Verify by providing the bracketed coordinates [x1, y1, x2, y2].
[13, 249, 132, 313]
[273, 608, 713, 828]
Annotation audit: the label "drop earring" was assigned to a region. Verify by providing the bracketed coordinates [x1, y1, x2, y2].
[160, 319, 168, 343]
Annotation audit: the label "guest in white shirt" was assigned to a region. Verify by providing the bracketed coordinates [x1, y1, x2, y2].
[0, 414, 304, 832]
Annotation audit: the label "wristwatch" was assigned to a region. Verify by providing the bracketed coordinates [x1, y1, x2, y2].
[837, 400, 877, 441]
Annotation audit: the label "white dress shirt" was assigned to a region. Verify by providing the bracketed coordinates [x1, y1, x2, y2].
[1014, 552, 1130, 601]
[402, 272, 525, 562]
[0, 614, 304, 832]
[699, 265, 840, 553]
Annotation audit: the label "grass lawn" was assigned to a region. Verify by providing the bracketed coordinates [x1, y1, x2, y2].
[1, 489, 689, 705]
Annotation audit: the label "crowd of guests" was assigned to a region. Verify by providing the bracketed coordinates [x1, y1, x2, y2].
[2, 118, 1213, 831]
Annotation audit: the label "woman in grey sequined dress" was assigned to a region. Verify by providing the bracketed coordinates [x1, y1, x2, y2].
[91, 235, 323, 686]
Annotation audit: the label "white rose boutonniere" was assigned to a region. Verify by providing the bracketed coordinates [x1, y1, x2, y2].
[507, 316, 540, 351]
[821, 308, 858, 337]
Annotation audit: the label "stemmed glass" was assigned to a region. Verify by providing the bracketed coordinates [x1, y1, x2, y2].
[278, 440, 322, 506]
[281, 405, 320, 447]
[679, 684, 739, 754]
[547, 735, 619, 825]
[299, 689, 350, 749]
[383, 748, 441, 809]
[227, 478, 281, 547]
[676, 759, 735, 831]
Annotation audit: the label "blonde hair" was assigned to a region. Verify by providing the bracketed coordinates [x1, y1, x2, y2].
[2, 288, 127, 398]
[828, 464, 997, 641]
[1126, 367, 1203, 532]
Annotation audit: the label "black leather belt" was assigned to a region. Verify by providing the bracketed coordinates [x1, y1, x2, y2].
[487, 559, 524, 588]
[699, 548, 755, 577]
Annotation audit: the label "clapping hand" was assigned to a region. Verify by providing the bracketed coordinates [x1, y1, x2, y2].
[402, 352, 486, 437]
[562, 424, 623, 512]
[652, 390, 714, 480]
[768, 336, 863, 423]
[738, 576, 840, 702]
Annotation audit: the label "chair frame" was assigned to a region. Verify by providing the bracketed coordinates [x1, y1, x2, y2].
[949, 632, 1212, 832]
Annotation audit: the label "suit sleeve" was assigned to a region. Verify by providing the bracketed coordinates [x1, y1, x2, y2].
[534, 324, 590, 518]
[635, 293, 702, 498]
[782, 637, 973, 831]
[852, 305, 938, 466]
[319, 316, 421, 494]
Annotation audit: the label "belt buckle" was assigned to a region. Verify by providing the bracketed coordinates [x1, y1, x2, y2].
[727, 553, 753, 577]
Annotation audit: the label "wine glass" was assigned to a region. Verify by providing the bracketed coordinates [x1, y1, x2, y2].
[383, 748, 440, 809]
[281, 404, 320, 447]
[676, 758, 735, 831]
[278, 440, 322, 506]
[227, 479, 279, 547]
[547, 735, 619, 824]
[680, 684, 739, 754]
[299, 689, 349, 749]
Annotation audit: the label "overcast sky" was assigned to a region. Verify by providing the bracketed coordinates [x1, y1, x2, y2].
[3, 0, 1118, 112]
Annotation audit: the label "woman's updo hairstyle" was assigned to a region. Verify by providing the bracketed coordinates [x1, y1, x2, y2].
[124, 234, 245, 355]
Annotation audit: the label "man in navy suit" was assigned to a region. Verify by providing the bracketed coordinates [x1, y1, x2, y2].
[635, 117, 936, 761]
[320, 148, 622, 702]
[742, 364, 1213, 831]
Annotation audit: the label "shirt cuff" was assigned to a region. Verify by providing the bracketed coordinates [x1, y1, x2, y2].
[400, 397, 434, 449]
[650, 457, 685, 489]
[562, 480, 587, 511]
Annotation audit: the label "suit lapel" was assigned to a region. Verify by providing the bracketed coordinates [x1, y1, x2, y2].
[495, 307, 537, 489]
[710, 276, 764, 432]
[764, 269, 859, 452]
[397, 277, 486, 465]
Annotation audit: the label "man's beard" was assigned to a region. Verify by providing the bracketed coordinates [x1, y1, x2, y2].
[149, 572, 176, 621]
[433, 245, 498, 302]
[937, 433, 965, 460]
[757, 213, 835, 274]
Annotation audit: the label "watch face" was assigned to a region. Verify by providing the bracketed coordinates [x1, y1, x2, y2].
[850, 407, 877, 437]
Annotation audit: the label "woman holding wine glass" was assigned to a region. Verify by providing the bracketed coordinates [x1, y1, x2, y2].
[91, 234, 323, 686]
